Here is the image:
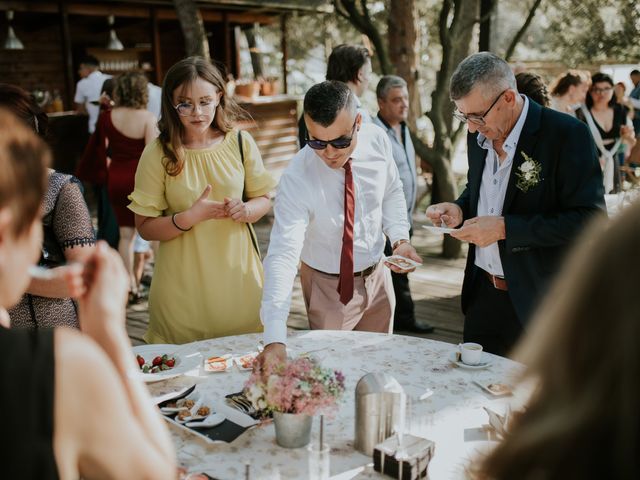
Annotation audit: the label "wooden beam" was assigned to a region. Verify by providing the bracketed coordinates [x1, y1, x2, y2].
[222, 12, 232, 73]
[280, 13, 288, 94]
[58, 1, 75, 110]
[150, 7, 162, 85]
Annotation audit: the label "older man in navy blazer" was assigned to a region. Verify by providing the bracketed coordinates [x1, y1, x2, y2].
[427, 53, 605, 356]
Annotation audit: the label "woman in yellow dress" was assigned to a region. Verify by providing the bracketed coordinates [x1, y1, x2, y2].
[128, 57, 277, 344]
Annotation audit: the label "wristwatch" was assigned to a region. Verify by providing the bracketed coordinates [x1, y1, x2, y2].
[392, 239, 410, 250]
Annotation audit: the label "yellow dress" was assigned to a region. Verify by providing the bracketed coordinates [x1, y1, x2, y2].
[128, 130, 277, 344]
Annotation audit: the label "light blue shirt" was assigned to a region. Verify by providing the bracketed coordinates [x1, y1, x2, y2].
[372, 114, 417, 223]
[475, 95, 529, 277]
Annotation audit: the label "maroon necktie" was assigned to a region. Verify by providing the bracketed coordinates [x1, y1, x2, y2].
[338, 159, 355, 305]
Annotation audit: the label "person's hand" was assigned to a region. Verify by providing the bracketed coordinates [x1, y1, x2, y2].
[450, 216, 506, 247]
[186, 185, 228, 225]
[621, 125, 637, 145]
[224, 197, 252, 223]
[58, 263, 86, 298]
[385, 242, 422, 273]
[254, 342, 287, 379]
[425, 202, 463, 228]
[77, 241, 129, 340]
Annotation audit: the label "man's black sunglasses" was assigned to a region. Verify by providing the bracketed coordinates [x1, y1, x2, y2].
[305, 120, 357, 150]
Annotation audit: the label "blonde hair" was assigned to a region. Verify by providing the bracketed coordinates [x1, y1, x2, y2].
[474, 203, 640, 479]
[158, 56, 244, 176]
[0, 108, 49, 236]
[113, 71, 148, 110]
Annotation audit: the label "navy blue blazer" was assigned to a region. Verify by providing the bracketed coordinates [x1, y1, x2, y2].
[454, 99, 606, 325]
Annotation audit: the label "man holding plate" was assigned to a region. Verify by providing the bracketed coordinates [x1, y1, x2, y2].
[426, 52, 605, 356]
[258, 81, 422, 369]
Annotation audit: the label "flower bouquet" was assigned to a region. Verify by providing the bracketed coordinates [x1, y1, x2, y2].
[244, 356, 345, 447]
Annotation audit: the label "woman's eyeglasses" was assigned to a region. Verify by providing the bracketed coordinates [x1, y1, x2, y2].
[591, 87, 612, 94]
[305, 120, 357, 150]
[174, 101, 217, 116]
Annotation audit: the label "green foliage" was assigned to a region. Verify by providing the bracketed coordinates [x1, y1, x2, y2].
[541, 0, 640, 64]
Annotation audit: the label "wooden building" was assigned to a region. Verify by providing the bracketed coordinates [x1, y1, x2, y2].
[0, 0, 328, 174]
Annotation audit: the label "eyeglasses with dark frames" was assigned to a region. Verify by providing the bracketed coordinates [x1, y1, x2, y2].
[305, 119, 358, 150]
[453, 90, 507, 126]
[174, 100, 217, 117]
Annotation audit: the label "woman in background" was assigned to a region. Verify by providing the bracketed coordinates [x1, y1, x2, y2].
[82, 72, 157, 301]
[549, 70, 590, 116]
[129, 56, 277, 344]
[516, 72, 550, 107]
[577, 72, 636, 193]
[0, 83, 95, 329]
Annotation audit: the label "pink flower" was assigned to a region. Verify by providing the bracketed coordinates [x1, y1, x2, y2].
[243, 356, 345, 415]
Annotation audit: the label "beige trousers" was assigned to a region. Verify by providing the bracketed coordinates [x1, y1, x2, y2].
[299, 260, 395, 332]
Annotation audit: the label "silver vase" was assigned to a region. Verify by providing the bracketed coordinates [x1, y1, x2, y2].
[273, 412, 313, 448]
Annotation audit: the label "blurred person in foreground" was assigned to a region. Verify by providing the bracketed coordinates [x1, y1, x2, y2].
[472, 199, 640, 480]
[0, 108, 176, 479]
[426, 53, 605, 357]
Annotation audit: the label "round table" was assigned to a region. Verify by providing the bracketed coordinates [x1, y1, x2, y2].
[146, 330, 527, 479]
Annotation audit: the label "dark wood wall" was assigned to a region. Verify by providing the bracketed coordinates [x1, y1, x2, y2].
[0, 12, 69, 106]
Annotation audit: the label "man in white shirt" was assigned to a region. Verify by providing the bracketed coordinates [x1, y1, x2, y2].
[259, 81, 422, 368]
[298, 44, 372, 148]
[74, 55, 111, 134]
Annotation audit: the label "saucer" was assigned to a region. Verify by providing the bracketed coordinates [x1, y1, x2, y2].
[448, 351, 492, 370]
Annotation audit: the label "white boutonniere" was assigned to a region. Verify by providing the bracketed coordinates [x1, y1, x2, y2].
[515, 152, 542, 192]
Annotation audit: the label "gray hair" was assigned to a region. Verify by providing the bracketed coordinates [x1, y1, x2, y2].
[376, 75, 408, 99]
[449, 52, 516, 101]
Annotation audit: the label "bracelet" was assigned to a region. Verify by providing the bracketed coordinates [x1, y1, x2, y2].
[171, 212, 192, 232]
[392, 239, 410, 250]
[245, 204, 252, 222]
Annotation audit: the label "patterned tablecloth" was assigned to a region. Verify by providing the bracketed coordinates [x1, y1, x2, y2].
[145, 330, 529, 480]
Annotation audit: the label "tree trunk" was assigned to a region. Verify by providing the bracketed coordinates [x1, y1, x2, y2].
[244, 27, 265, 79]
[419, 0, 479, 258]
[173, 0, 210, 58]
[388, 0, 421, 132]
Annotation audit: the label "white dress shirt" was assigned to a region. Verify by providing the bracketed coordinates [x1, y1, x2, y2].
[475, 96, 529, 277]
[261, 122, 410, 345]
[74, 70, 112, 133]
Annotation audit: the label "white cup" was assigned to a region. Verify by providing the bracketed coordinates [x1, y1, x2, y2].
[459, 342, 483, 365]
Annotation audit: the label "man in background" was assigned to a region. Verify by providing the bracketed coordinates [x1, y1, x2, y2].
[74, 55, 111, 133]
[373, 75, 434, 334]
[298, 44, 372, 148]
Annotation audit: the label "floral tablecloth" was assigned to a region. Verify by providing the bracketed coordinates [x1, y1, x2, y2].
[146, 330, 528, 480]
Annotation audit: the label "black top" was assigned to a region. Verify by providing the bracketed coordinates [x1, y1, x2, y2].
[0, 327, 58, 479]
[577, 104, 627, 151]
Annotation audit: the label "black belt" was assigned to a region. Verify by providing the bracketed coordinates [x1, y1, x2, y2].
[312, 263, 378, 278]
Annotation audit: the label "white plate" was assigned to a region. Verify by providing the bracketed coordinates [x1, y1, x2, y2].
[448, 351, 492, 370]
[132, 344, 201, 383]
[422, 225, 456, 234]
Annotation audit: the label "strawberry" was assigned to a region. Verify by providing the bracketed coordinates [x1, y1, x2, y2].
[152, 356, 162, 366]
[136, 355, 145, 368]
[165, 358, 175, 368]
